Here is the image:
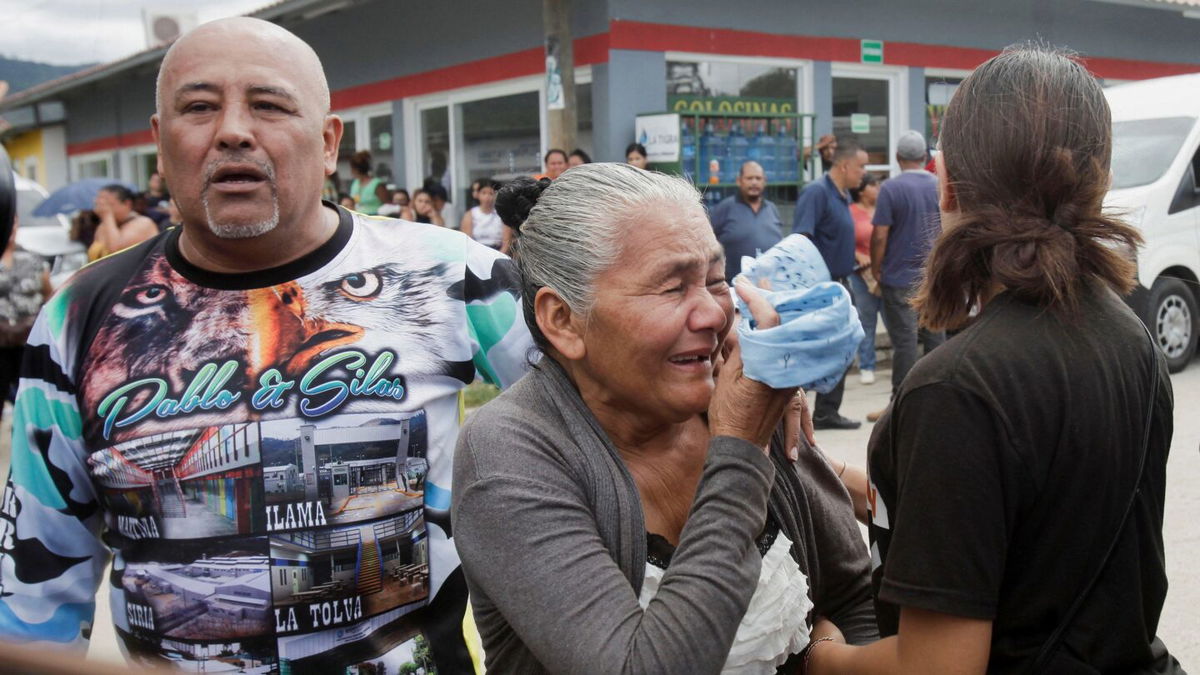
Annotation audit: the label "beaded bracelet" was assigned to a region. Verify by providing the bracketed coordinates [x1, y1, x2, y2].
[801, 636, 836, 674]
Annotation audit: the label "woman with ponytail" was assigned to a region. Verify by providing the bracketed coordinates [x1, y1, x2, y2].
[805, 45, 1181, 674]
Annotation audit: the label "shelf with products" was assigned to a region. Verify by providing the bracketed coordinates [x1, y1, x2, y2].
[636, 110, 819, 196]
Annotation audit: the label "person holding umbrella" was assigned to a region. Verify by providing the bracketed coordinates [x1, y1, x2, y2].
[87, 183, 158, 260]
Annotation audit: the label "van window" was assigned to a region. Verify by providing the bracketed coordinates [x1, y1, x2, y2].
[1168, 147, 1200, 215]
[1111, 117, 1196, 190]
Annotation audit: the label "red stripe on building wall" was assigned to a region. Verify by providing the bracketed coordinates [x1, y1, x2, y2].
[1082, 55, 1200, 80]
[66, 128, 154, 156]
[609, 20, 861, 62]
[330, 31, 611, 110]
[608, 19, 1200, 80]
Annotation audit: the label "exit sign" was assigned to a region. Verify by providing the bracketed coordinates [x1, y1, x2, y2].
[861, 39, 884, 64]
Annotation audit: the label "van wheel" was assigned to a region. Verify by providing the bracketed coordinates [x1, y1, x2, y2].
[1149, 277, 1198, 373]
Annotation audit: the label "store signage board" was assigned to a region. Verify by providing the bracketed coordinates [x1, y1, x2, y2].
[861, 39, 884, 64]
[636, 113, 681, 163]
[850, 113, 871, 134]
[669, 95, 796, 115]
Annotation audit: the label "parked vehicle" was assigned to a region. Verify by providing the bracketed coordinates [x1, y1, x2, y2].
[12, 172, 87, 288]
[1105, 74, 1200, 372]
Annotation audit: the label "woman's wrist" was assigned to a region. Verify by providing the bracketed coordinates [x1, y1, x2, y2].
[801, 636, 835, 674]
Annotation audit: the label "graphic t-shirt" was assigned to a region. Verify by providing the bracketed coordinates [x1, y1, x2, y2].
[0, 204, 532, 673]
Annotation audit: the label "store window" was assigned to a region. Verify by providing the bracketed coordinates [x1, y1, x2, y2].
[575, 81, 594, 160]
[411, 76, 593, 209]
[127, 150, 158, 189]
[334, 110, 395, 194]
[368, 114, 396, 183]
[832, 76, 890, 166]
[666, 58, 807, 219]
[925, 76, 963, 150]
[420, 106, 450, 192]
[75, 156, 111, 179]
[456, 90, 541, 204]
[667, 60, 798, 107]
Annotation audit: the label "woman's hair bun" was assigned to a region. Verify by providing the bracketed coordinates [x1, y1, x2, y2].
[496, 176, 552, 231]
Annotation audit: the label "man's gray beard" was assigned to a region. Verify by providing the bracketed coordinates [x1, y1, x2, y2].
[200, 192, 280, 239]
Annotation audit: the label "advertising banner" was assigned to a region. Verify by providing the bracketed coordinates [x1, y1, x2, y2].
[635, 113, 681, 163]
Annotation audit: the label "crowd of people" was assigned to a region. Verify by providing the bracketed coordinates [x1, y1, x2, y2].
[0, 17, 1183, 675]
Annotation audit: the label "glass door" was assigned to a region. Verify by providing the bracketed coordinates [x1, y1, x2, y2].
[419, 106, 451, 193]
[831, 65, 905, 175]
[455, 91, 541, 206]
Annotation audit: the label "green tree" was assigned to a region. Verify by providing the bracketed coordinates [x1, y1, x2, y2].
[740, 68, 797, 99]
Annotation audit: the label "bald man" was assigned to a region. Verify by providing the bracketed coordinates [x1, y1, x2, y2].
[0, 18, 532, 673]
[709, 160, 783, 280]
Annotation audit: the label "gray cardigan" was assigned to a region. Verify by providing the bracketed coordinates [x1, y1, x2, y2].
[452, 360, 876, 674]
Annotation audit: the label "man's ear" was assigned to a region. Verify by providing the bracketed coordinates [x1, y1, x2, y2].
[151, 114, 164, 176]
[535, 287, 585, 360]
[323, 114, 344, 176]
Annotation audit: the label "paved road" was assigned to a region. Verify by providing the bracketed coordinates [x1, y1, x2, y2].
[1, 364, 1195, 668]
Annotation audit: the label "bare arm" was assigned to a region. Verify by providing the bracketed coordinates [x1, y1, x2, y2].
[809, 607, 992, 675]
[109, 216, 159, 252]
[92, 210, 120, 252]
[460, 210, 474, 238]
[870, 225, 889, 282]
[823, 453, 869, 525]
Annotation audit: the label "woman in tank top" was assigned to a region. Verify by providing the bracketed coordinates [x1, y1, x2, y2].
[460, 178, 505, 251]
[348, 150, 388, 215]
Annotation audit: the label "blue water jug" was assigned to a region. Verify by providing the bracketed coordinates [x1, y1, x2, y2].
[680, 119, 697, 181]
[777, 122, 798, 183]
[700, 122, 725, 185]
[727, 122, 748, 183]
[757, 122, 777, 182]
[747, 124, 762, 164]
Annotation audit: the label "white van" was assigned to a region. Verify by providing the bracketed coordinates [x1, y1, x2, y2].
[1105, 75, 1200, 372]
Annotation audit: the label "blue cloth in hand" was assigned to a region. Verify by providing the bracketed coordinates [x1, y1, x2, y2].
[734, 235, 865, 393]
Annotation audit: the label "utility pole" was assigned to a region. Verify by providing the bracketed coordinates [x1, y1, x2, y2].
[543, 0, 576, 154]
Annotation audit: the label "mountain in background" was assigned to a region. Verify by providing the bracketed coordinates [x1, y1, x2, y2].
[0, 56, 97, 95]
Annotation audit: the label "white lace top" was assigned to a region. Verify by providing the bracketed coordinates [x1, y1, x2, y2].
[637, 531, 813, 673]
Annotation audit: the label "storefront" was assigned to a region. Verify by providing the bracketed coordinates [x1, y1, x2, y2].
[4, 0, 1200, 200]
[402, 73, 593, 206]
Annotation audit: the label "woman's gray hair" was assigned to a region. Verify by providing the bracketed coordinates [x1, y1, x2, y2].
[502, 163, 705, 351]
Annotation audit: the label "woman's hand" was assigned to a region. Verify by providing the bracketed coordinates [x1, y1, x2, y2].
[709, 278, 797, 450]
[783, 391, 815, 461]
[93, 193, 113, 221]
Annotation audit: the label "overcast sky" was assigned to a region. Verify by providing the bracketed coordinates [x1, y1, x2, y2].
[1, 0, 268, 66]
